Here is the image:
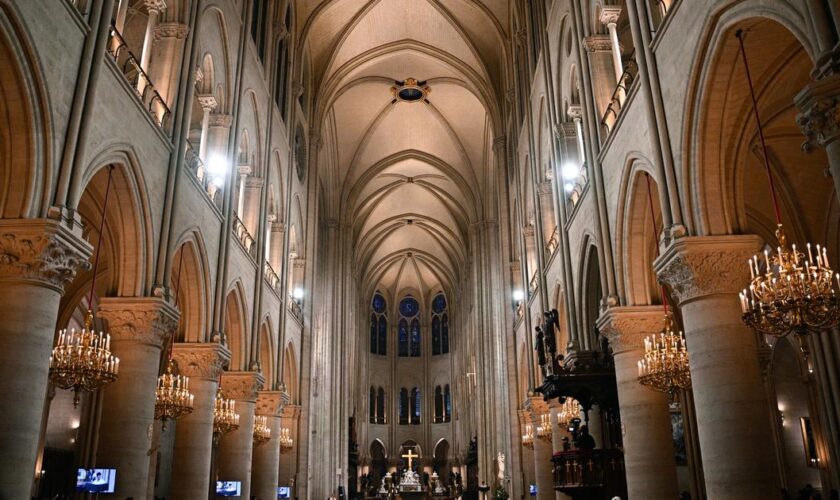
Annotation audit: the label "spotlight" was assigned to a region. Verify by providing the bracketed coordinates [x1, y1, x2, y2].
[561, 162, 579, 181]
[292, 288, 305, 300]
[512, 289, 525, 302]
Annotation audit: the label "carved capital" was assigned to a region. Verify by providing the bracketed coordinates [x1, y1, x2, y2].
[172, 342, 231, 381]
[154, 22, 188, 40]
[196, 94, 218, 111]
[522, 224, 536, 238]
[0, 218, 92, 293]
[599, 6, 621, 26]
[98, 297, 180, 348]
[583, 35, 612, 52]
[271, 221, 286, 233]
[282, 403, 301, 419]
[554, 122, 577, 139]
[256, 390, 286, 416]
[221, 371, 265, 402]
[537, 180, 553, 196]
[795, 74, 840, 151]
[654, 235, 763, 305]
[597, 306, 664, 355]
[566, 105, 583, 120]
[208, 113, 233, 128]
[524, 395, 550, 416]
[143, 0, 167, 14]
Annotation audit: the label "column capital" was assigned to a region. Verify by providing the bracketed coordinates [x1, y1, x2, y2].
[255, 390, 288, 417]
[492, 136, 506, 152]
[599, 6, 621, 26]
[583, 35, 612, 52]
[0, 218, 92, 293]
[654, 235, 763, 305]
[172, 342, 231, 381]
[143, 0, 167, 13]
[522, 224, 536, 238]
[208, 113, 233, 128]
[537, 180, 553, 196]
[221, 371, 265, 403]
[553, 121, 577, 139]
[795, 73, 840, 151]
[153, 22, 188, 40]
[97, 297, 180, 348]
[281, 403, 301, 419]
[271, 221, 286, 233]
[597, 305, 665, 355]
[566, 104, 583, 120]
[197, 94, 218, 111]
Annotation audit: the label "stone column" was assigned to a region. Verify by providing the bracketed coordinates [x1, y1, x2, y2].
[269, 221, 285, 271]
[196, 95, 218, 162]
[252, 391, 286, 500]
[529, 399, 554, 500]
[279, 404, 300, 489]
[518, 409, 536, 492]
[548, 403, 572, 500]
[169, 342, 231, 500]
[236, 165, 252, 218]
[600, 6, 625, 103]
[796, 74, 840, 204]
[582, 35, 615, 120]
[96, 297, 179, 499]
[218, 371, 264, 500]
[150, 22, 189, 106]
[138, 0, 166, 93]
[598, 306, 679, 500]
[655, 235, 780, 499]
[242, 175, 264, 239]
[206, 113, 233, 184]
[537, 181, 557, 250]
[0, 219, 91, 498]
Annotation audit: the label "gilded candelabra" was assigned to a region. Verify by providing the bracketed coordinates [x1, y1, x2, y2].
[154, 359, 194, 430]
[521, 423, 534, 449]
[279, 427, 294, 453]
[49, 310, 120, 407]
[740, 225, 840, 336]
[556, 398, 580, 428]
[637, 315, 691, 397]
[213, 390, 240, 438]
[536, 413, 552, 442]
[253, 415, 271, 445]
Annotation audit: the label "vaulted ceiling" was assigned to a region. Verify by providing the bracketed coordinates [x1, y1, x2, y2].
[299, 0, 509, 300]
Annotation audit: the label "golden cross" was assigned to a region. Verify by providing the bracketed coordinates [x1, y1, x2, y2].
[401, 448, 419, 469]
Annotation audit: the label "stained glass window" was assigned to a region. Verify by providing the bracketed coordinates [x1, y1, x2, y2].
[431, 293, 448, 355]
[411, 387, 421, 424]
[398, 319, 408, 357]
[410, 319, 421, 357]
[398, 296, 420, 357]
[399, 388, 409, 425]
[370, 293, 387, 355]
[444, 384, 451, 422]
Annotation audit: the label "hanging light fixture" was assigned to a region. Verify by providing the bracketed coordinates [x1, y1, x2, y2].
[213, 389, 240, 438]
[154, 252, 194, 430]
[253, 415, 271, 445]
[556, 397, 580, 428]
[49, 166, 120, 407]
[521, 423, 534, 449]
[734, 29, 840, 337]
[535, 413, 552, 442]
[279, 427, 294, 453]
[636, 173, 692, 397]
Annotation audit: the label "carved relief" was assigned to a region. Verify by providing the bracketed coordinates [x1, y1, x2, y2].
[154, 22, 189, 40]
[221, 371, 265, 403]
[172, 342, 231, 381]
[0, 220, 92, 292]
[654, 236, 761, 305]
[583, 35, 612, 53]
[256, 391, 285, 417]
[208, 113, 233, 128]
[98, 298, 180, 348]
[597, 306, 663, 355]
[797, 94, 840, 151]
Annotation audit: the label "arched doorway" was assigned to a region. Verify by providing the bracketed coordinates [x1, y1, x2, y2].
[369, 439, 387, 488]
[433, 439, 450, 485]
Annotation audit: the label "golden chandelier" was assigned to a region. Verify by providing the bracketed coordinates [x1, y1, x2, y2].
[556, 397, 580, 428]
[49, 310, 120, 407]
[734, 29, 839, 337]
[213, 390, 240, 437]
[279, 427, 294, 453]
[521, 423, 534, 449]
[154, 359, 194, 430]
[253, 415, 271, 445]
[637, 315, 691, 397]
[535, 413, 552, 442]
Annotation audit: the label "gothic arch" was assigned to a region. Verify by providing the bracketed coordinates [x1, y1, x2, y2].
[258, 317, 275, 384]
[171, 231, 211, 343]
[223, 282, 249, 371]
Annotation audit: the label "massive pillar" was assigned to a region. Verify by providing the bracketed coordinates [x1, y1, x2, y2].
[218, 371, 264, 500]
[169, 342, 231, 499]
[96, 297, 179, 499]
[600, 6, 625, 103]
[252, 391, 286, 500]
[598, 306, 679, 500]
[529, 399, 554, 500]
[655, 236, 779, 499]
[0, 219, 91, 498]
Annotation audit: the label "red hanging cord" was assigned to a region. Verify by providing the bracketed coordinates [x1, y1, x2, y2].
[736, 29, 783, 226]
[645, 172, 669, 316]
[87, 166, 115, 311]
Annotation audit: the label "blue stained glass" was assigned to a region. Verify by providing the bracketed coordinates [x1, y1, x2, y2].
[432, 293, 446, 314]
[432, 316, 441, 355]
[378, 316, 387, 355]
[444, 385, 451, 418]
[399, 297, 419, 317]
[398, 319, 409, 357]
[442, 314, 449, 354]
[370, 314, 377, 354]
[372, 293, 386, 314]
[413, 388, 421, 418]
[410, 318, 421, 357]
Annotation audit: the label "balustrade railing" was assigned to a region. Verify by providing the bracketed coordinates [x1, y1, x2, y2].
[232, 214, 257, 259]
[528, 271, 539, 298]
[106, 26, 172, 131]
[553, 449, 626, 496]
[288, 295, 303, 322]
[546, 226, 560, 255]
[600, 59, 638, 138]
[264, 261, 281, 292]
[184, 141, 224, 209]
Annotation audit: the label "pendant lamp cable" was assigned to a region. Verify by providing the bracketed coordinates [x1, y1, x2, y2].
[736, 29, 783, 225]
